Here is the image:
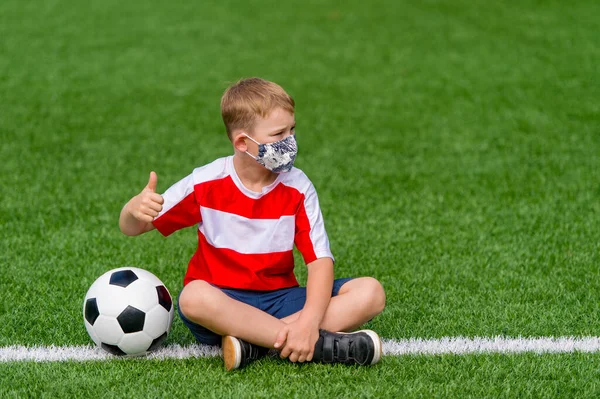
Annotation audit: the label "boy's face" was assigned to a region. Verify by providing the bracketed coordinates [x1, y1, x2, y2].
[242, 107, 295, 153]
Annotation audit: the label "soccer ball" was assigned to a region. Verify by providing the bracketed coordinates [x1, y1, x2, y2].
[83, 267, 175, 356]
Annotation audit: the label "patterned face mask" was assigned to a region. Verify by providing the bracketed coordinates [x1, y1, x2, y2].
[243, 133, 298, 173]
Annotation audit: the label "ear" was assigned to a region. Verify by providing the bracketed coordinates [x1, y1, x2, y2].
[232, 131, 248, 152]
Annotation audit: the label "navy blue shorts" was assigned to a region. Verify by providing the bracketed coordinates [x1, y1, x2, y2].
[177, 278, 354, 346]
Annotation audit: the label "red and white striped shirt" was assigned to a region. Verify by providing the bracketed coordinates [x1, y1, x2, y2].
[153, 156, 334, 290]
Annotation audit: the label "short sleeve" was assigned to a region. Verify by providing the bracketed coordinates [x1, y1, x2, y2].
[294, 182, 334, 264]
[152, 172, 201, 236]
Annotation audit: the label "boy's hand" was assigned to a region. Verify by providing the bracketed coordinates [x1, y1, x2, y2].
[274, 318, 320, 363]
[126, 171, 164, 222]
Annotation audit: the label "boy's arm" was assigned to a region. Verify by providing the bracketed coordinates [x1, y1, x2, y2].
[274, 257, 334, 362]
[119, 171, 163, 236]
[301, 257, 334, 327]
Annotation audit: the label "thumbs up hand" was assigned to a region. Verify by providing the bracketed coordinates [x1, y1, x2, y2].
[126, 171, 165, 223]
[146, 171, 158, 193]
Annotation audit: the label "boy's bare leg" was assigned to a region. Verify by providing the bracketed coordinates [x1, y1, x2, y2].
[178, 280, 285, 348]
[179, 277, 385, 348]
[280, 277, 385, 332]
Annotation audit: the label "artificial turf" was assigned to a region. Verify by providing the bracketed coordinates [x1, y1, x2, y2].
[1, 0, 599, 397]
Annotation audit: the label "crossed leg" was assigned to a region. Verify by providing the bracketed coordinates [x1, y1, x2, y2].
[178, 277, 386, 349]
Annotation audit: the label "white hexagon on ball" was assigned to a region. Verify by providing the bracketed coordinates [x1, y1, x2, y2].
[119, 331, 154, 355]
[83, 267, 174, 356]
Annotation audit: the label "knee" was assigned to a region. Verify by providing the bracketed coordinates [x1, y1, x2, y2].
[361, 277, 386, 316]
[178, 280, 215, 321]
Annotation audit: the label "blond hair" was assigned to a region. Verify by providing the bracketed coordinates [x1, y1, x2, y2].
[221, 78, 295, 140]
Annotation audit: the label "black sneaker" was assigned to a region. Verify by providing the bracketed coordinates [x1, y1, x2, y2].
[312, 329, 382, 365]
[222, 335, 269, 371]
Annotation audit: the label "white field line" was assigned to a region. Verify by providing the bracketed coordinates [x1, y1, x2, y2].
[2, 336, 600, 362]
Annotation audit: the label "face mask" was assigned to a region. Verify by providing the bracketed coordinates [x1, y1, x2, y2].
[242, 133, 298, 173]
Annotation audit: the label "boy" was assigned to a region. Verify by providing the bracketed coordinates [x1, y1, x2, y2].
[119, 78, 386, 370]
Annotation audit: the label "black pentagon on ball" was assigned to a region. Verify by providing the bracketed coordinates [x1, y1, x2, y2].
[84, 298, 100, 325]
[156, 285, 172, 312]
[101, 343, 127, 356]
[116, 305, 146, 333]
[148, 332, 168, 352]
[109, 269, 138, 288]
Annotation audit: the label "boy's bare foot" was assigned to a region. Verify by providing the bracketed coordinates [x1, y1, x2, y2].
[222, 335, 269, 371]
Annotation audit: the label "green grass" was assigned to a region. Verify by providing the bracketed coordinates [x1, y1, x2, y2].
[1, 0, 600, 397]
[4, 355, 600, 398]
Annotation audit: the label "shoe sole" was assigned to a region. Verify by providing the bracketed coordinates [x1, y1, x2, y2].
[361, 329, 382, 364]
[338, 329, 382, 365]
[222, 335, 242, 371]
